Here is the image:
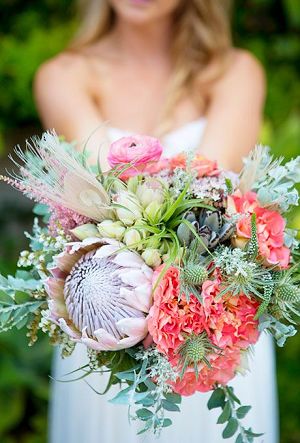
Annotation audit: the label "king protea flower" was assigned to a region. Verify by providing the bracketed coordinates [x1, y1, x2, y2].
[46, 238, 153, 350]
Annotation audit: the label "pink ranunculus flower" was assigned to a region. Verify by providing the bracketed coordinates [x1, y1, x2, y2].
[228, 191, 290, 269]
[107, 135, 163, 179]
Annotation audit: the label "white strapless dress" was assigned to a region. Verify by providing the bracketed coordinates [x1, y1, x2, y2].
[49, 119, 279, 443]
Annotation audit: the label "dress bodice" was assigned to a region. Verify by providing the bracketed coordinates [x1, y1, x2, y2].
[106, 117, 207, 157]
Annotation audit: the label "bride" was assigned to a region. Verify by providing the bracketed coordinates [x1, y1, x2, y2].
[34, 1, 278, 442]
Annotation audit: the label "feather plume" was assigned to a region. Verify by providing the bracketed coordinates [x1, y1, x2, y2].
[239, 144, 282, 194]
[3, 131, 112, 222]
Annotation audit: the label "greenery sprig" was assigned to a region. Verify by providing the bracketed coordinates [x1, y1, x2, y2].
[207, 386, 263, 442]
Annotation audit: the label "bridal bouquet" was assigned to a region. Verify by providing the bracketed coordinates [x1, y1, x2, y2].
[1, 132, 300, 442]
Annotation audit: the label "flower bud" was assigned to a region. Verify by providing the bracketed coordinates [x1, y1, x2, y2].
[142, 248, 162, 268]
[123, 229, 142, 249]
[97, 220, 125, 240]
[145, 235, 161, 250]
[144, 201, 162, 225]
[115, 191, 142, 226]
[70, 223, 100, 240]
[136, 179, 164, 208]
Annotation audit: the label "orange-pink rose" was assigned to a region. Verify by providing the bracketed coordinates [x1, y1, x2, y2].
[169, 153, 219, 178]
[228, 191, 290, 268]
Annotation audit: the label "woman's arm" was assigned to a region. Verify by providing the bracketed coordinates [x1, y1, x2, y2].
[34, 54, 110, 169]
[199, 50, 266, 172]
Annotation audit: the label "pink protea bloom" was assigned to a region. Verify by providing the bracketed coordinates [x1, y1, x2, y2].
[228, 191, 290, 268]
[107, 135, 163, 179]
[46, 238, 153, 351]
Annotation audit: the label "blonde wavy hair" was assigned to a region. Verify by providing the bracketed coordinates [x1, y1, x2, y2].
[69, 0, 233, 134]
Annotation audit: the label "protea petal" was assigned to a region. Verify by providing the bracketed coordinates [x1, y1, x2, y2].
[58, 318, 80, 339]
[116, 317, 147, 337]
[47, 238, 154, 351]
[112, 250, 145, 268]
[118, 269, 150, 287]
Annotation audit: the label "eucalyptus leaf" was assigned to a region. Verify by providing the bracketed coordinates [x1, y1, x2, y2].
[236, 405, 251, 419]
[161, 400, 180, 412]
[136, 408, 153, 421]
[217, 401, 232, 424]
[222, 418, 238, 439]
[164, 392, 182, 404]
[207, 388, 226, 410]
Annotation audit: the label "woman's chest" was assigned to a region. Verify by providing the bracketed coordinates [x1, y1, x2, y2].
[87, 59, 206, 133]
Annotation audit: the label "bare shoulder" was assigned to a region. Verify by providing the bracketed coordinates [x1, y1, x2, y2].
[216, 49, 265, 90]
[34, 52, 89, 95]
[231, 49, 265, 80]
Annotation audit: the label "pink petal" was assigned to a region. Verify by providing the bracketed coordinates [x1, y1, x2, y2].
[120, 283, 152, 312]
[45, 277, 64, 300]
[58, 318, 80, 339]
[116, 317, 148, 337]
[94, 328, 119, 349]
[112, 251, 144, 268]
[93, 244, 119, 259]
[54, 250, 81, 273]
[119, 269, 148, 287]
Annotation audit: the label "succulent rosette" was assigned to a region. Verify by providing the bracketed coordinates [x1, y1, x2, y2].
[46, 237, 154, 350]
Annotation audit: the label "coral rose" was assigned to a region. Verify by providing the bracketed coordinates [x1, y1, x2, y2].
[228, 191, 290, 268]
[169, 153, 219, 178]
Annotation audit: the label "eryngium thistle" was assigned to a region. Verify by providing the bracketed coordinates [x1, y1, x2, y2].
[176, 332, 220, 378]
[46, 238, 153, 350]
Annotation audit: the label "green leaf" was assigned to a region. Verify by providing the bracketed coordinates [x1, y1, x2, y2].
[136, 396, 155, 407]
[162, 418, 172, 428]
[114, 367, 140, 381]
[109, 386, 133, 404]
[136, 408, 153, 421]
[207, 388, 226, 410]
[245, 429, 264, 438]
[164, 392, 182, 404]
[235, 434, 244, 443]
[226, 386, 241, 405]
[236, 405, 251, 419]
[33, 203, 49, 216]
[161, 400, 181, 412]
[222, 418, 239, 439]
[217, 401, 232, 424]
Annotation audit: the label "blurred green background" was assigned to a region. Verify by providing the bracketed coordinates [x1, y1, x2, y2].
[0, 0, 299, 442]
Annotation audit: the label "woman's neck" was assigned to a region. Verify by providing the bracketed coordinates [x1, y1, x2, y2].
[110, 16, 174, 64]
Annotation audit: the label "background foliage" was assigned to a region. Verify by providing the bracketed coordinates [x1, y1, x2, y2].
[0, 1, 299, 442]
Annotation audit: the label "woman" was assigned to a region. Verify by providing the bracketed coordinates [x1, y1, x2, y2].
[34, 1, 278, 442]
